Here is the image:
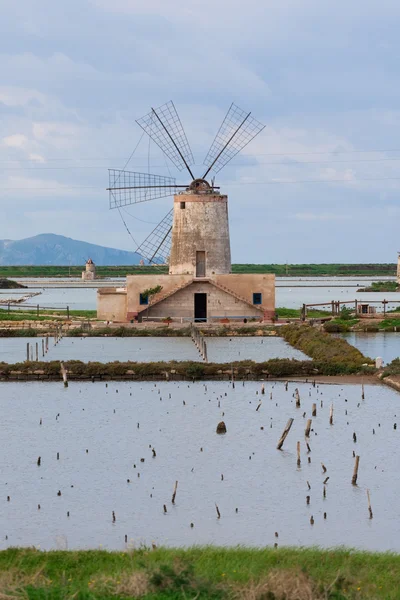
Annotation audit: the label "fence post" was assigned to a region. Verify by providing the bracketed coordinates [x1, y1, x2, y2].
[67, 305, 70, 320]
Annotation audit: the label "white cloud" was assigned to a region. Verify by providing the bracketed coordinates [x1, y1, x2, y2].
[2, 134, 28, 148]
[0, 86, 45, 107]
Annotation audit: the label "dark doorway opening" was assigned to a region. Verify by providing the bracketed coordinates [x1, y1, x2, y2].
[194, 293, 207, 322]
[196, 251, 206, 277]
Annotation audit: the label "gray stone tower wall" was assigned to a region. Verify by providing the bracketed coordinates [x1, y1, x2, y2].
[169, 193, 231, 276]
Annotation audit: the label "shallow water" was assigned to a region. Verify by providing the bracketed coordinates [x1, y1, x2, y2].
[2, 336, 308, 364]
[340, 332, 400, 365]
[5, 276, 398, 311]
[0, 380, 398, 551]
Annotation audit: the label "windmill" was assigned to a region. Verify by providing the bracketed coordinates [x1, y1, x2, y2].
[107, 101, 265, 266]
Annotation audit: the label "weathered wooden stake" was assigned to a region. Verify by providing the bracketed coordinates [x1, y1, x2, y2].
[42, 338, 45, 358]
[297, 441, 301, 467]
[312, 403, 317, 416]
[276, 418, 294, 450]
[367, 489, 373, 519]
[256, 402, 262, 412]
[329, 403, 334, 425]
[171, 480, 178, 504]
[60, 362, 68, 388]
[362, 384, 365, 400]
[215, 503, 221, 519]
[305, 419, 312, 438]
[295, 388, 300, 408]
[35, 342, 38, 362]
[26, 342, 29, 362]
[285, 381, 288, 391]
[352, 455, 360, 485]
[321, 462, 327, 473]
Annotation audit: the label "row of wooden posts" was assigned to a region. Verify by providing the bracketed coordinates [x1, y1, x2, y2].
[25, 326, 64, 362]
[190, 324, 208, 362]
[276, 384, 373, 519]
[25, 326, 68, 387]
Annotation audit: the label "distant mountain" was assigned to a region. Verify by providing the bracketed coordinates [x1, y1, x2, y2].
[0, 234, 143, 266]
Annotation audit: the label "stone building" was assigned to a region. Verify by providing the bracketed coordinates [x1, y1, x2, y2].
[82, 258, 96, 281]
[397, 252, 400, 285]
[98, 180, 275, 322]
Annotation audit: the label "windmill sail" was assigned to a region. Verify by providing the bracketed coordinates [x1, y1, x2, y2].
[108, 170, 177, 209]
[202, 103, 265, 178]
[136, 101, 195, 178]
[135, 209, 173, 265]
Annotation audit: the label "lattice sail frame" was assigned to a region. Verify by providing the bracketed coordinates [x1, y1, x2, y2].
[136, 101, 195, 177]
[108, 170, 177, 209]
[135, 209, 173, 265]
[202, 103, 265, 177]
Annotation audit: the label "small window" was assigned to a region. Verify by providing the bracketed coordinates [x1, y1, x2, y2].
[180, 201, 186, 209]
[139, 293, 148, 305]
[253, 292, 262, 305]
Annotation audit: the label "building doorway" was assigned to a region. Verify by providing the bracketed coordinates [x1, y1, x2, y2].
[194, 293, 207, 321]
[196, 251, 206, 277]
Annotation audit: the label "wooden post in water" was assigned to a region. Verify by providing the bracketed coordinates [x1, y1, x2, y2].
[30, 345, 33, 361]
[60, 362, 68, 388]
[305, 419, 312, 438]
[42, 338, 45, 358]
[46, 336, 48, 353]
[277, 418, 294, 450]
[362, 384, 365, 400]
[171, 481, 178, 504]
[329, 403, 334, 425]
[312, 403, 317, 416]
[367, 489, 373, 519]
[352, 455, 360, 485]
[295, 388, 300, 408]
[297, 441, 301, 467]
[35, 342, 38, 362]
[26, 342, 29, 362]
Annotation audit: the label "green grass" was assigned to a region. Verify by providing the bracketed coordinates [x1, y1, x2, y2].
[324, 319, 360, 333]
[281, 324, 372, 371]
[0, 308, 98, 321]
[377, 318, 400, 330]
[0, 263, 397, 278]
[0, 546, 398, 599]
[357, 280, 398, 292]
[277, 307, 330, 319]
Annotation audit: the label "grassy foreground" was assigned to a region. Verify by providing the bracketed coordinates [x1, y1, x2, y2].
[0, 546, 398, 599]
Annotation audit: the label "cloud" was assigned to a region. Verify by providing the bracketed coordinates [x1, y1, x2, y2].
[0, 0, 400, 261]
[2, 134, 28, 148]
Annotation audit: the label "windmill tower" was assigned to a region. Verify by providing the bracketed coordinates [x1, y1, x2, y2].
[98, 102, 275, 322]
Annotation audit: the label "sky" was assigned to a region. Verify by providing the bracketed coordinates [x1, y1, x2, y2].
[1, 0, 400, 263]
